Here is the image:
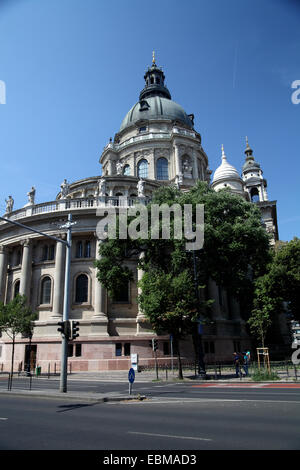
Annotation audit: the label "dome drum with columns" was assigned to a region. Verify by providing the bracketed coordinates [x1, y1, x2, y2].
[0, 57, 281, 373]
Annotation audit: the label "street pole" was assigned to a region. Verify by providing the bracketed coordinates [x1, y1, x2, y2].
[192, 250, 206, 379]
[0, 214, 74, 393]
[59, 214, 73, 393]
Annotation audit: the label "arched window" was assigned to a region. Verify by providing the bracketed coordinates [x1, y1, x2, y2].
[137, 159, 148, 179]
[123, 165, 130, 176]
[156, 157, 169, 180]
[14, 280, 20, 298]
[75, 274, 88, 303]
[250, 187, 260, 203]
[40, 276, 51, 304]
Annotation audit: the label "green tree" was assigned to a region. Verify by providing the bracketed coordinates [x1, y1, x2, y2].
[247, 237, 300, 349]
[95, 181, 271, 372]
[0, 295, 37, 386]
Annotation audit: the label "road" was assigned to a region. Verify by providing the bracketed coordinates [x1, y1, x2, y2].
[0, 379, 300, 451]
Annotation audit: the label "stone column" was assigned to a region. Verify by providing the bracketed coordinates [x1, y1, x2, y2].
[208, 278, 223, 320]
[136, 251, 149, 335]
[19, 239, 32, 300]
[192, 148, 199, 179]
[91, 236, 109, 336]
[174, 144, 181, 176]
[51, 237, 66, 318]
[93, 238, 107, 318]
[0, 245, 8, 303]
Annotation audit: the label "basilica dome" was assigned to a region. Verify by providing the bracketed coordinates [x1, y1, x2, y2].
[119, 56, 194, 132]
[120, 96, 194, 131]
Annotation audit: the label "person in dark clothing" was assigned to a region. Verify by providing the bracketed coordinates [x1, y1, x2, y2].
[233, 352, 241, 378]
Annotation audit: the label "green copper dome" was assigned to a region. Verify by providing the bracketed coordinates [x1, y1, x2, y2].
[120, 58, 194, 132]
[120, 96, 194, 131]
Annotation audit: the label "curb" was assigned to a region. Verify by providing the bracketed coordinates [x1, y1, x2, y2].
[0, 389, 147, 403]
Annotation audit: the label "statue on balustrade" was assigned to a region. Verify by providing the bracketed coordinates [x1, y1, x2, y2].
[27, 186, 36, 206]
[98, 178, 106, 197]
[137, 179, 145, 198]
[5, 195, 14, 213]
[60, 179, 70, 198]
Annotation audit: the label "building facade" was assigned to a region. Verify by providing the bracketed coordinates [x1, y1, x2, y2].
[0, 58, 279, 372]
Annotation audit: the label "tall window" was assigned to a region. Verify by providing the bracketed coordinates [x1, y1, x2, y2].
[76, 241, 91, 258]
[75, 274, 88, 303]
[123, 164, 131, 176]
[76, 241, 83, 258]
[137, 159, 148, 179]
[14, 280, 20, 298]
[40, 276, 51, 304]
[156, 157, 169, 180]
[84, 241, 91, 258]
[41, 244, 55, 261]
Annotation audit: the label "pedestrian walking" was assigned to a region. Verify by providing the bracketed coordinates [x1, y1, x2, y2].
[242, 351, 250, 376]
[233, 352, 241, 378]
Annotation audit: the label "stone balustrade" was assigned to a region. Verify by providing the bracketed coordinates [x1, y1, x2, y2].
[0, 196, 151, 225]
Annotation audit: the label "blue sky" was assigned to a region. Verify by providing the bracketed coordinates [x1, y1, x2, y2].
[0, 0, 299, 241]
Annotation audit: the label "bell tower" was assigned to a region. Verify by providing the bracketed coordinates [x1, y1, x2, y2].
[242, 137, 268, 202]
[242, 137, 279, 243]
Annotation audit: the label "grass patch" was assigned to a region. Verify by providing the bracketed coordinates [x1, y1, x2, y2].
[251, 369, 280, 381]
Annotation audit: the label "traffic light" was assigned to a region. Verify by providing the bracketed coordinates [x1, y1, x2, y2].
[71, 320, 80, 340]
[57, 321, 65, 335]
[152, 338, 158, 351]
[57, 320, 71, 340]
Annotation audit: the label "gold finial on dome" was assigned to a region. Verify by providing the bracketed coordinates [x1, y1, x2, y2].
[152, 50, 156, 65]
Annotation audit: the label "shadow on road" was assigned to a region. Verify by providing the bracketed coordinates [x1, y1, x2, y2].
[56, 403, 99, 413]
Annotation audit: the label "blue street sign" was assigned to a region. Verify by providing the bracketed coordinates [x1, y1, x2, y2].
[128, 367, 135, 384]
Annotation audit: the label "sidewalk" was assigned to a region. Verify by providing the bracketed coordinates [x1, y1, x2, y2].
[0, 369, 298, 403]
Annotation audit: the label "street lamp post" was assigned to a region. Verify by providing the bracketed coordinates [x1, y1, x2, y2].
[0, 213, 75, 393]
[191, 249, 206, 379]
[59, 214, 74, 393]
